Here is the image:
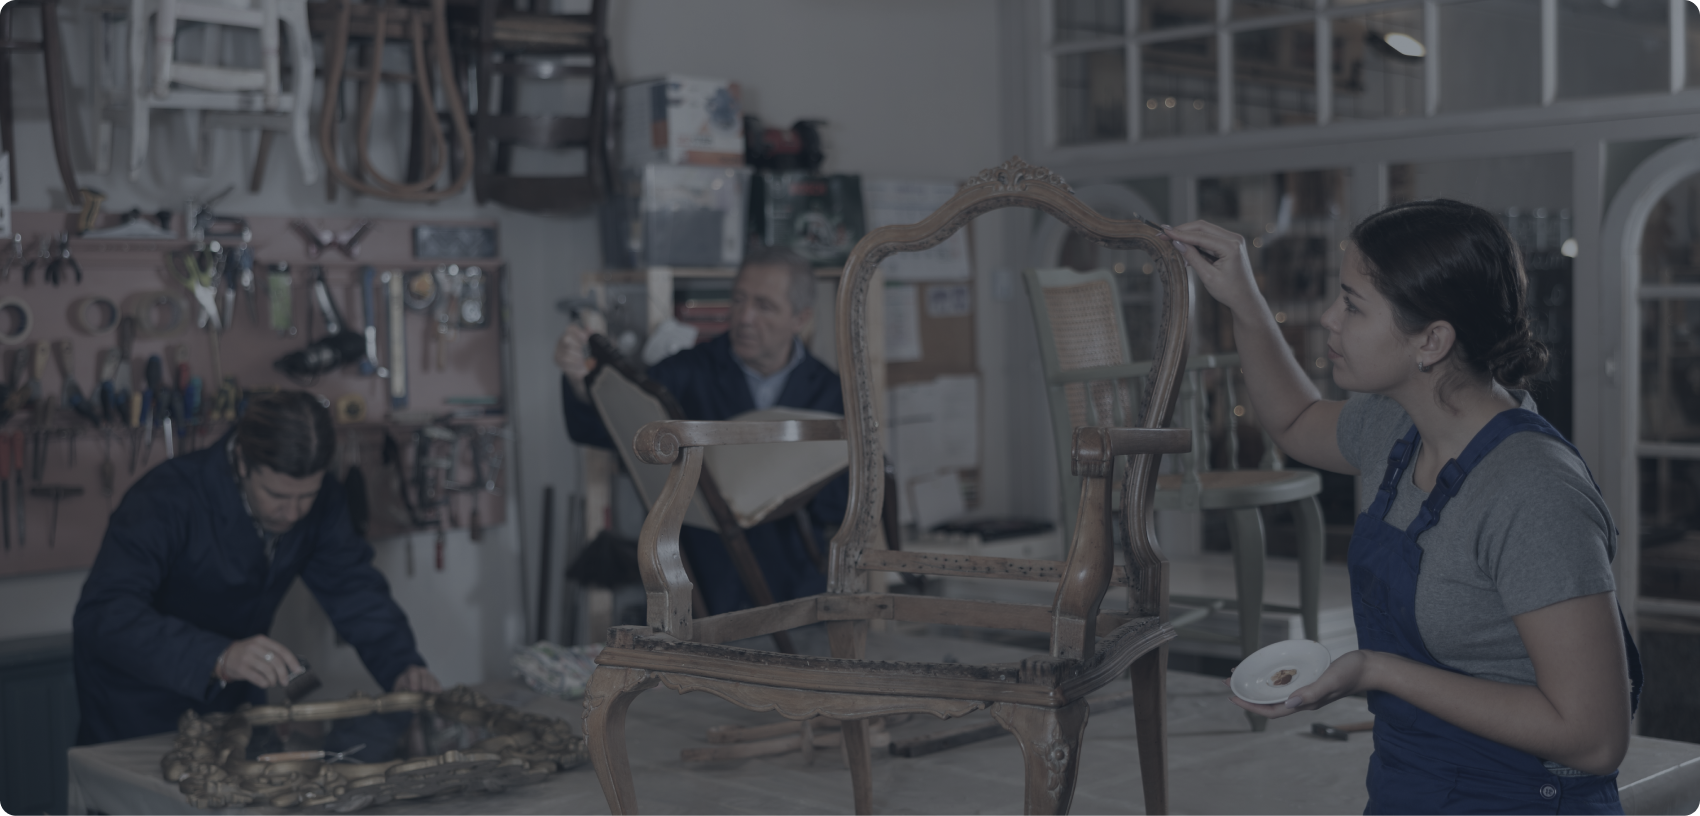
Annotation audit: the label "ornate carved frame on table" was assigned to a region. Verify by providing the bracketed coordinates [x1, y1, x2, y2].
[161, 686, 588, 812]
[581, 157, 1195, 816]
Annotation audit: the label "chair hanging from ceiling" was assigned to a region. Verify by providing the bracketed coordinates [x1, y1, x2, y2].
[470, 0, 611, 212]
[312, 0, 474, 202]
[0, 0, 81, 204]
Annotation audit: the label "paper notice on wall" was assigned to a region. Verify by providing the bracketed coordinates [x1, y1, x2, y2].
[890, 380, 941, 487]
[864, 179, 972, 282]
[924, 283, 972, 318]
[889, 375, 979, 490]
[933, 374, 979, 471]
[884, 284, 923, 362]
[910, 471, 966, 530]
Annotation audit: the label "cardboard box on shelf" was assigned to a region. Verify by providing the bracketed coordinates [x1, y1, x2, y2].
[640, 165, 751, 268]
[603, 165, 752, 270]
[620, 76, 745, 168]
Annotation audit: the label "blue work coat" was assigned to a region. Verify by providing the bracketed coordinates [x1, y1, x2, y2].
[562, 332, 848, 615]
[72, 432, 426, 744]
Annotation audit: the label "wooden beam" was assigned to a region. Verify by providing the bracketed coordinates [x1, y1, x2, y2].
[691, 597, 820, 645]
[857, 549, 1132, 587]
[598, 645, 1061, 707]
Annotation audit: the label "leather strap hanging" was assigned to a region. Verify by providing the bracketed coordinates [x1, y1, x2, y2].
[317, 0, 472, 202]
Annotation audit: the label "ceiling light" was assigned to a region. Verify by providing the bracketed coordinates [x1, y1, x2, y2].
[1383, 32, 1426, 58]
[1561, 237, 1579, 258]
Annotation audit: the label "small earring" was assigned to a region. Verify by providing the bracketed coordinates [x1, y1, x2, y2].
[1416, 360, 1428, 372]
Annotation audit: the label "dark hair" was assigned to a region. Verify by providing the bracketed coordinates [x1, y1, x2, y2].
[235, 391, 336, 477]
[1350, 199, 1548, 391]
[739, 242, 815, 314]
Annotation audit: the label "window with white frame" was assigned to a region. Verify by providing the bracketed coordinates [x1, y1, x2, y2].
[1045, 0, 1700, 146]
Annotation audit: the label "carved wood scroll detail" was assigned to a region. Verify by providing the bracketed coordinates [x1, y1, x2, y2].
[160, 687, 587, 811]
[991, 699, 1090, 813]
[962, 156, 1074, 194]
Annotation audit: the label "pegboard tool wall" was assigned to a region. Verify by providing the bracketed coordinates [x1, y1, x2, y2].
[0, 211, 508, 579]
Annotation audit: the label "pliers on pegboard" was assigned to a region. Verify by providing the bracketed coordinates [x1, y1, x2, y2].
[0, 234, 21, 283]
[44, 234, 82, 286]
[22, 235, 50, 286]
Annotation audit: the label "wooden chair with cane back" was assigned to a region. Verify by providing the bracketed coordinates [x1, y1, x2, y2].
[582, 333, 854, 654]
[581, 157, 1194, 815]
[1024, 266, 1325, 732]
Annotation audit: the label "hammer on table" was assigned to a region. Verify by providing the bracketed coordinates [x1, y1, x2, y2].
[1311, 720, 1375, 740]
[29, 484, 82, 547]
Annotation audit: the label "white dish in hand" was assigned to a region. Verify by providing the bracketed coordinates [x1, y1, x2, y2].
[1229, 639, 1332, 705]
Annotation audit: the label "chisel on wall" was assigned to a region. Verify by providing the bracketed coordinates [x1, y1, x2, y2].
[384, 271, 407, 408]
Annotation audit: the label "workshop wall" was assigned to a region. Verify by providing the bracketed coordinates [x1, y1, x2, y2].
[0, 0, 1015, 692]
[610, 0, 1036, 522]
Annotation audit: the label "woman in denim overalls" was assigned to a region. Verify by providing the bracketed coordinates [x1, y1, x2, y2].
[1164, 200, 1641, 815]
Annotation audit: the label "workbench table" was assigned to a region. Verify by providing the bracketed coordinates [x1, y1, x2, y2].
[65, 630, 1700, 815]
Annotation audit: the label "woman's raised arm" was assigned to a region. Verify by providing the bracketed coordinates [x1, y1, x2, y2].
[1163, 222, 1355, 476]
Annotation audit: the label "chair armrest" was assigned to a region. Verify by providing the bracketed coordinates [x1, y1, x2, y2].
[1071, 426, 1191, 475]
[633, 419, 846, 464]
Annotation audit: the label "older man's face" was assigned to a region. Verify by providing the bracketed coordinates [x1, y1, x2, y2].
[730, 263, 811, 376]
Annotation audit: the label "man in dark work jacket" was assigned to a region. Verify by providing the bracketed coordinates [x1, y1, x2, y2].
[557, 245, 846, 615]
[73, 391, 437, 743]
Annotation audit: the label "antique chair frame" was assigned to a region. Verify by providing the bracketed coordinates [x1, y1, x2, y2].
[581, 158, 1193, 815]
[1024, 267, 1325, 732]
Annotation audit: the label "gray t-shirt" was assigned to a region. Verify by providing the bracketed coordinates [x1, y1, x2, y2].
[1337, 391, 1618, 687]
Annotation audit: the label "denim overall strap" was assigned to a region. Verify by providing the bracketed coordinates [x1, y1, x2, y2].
[1366, 424, 1422, 523]
[1398, 408, 1642, 714]
[1351, 409, 1633, 814]
[1407, 409, 1550, 539]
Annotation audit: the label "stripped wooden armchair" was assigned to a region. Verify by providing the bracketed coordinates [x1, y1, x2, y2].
[581, 158, 1193, 815]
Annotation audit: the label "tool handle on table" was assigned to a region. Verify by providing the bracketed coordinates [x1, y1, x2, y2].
[256, 750, 324, 763]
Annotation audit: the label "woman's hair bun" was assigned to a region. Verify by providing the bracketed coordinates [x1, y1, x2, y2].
[1484, 327, 1548, 388]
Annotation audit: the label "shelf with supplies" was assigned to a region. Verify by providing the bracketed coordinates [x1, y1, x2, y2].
[0, 211, 510, 579]
[588, 266, 845, 283]
[577, 265, 866, 375]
